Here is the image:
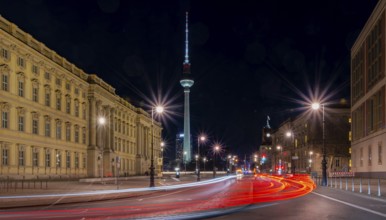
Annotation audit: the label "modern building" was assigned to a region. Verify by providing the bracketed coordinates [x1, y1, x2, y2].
[351, 0, 386, 178]
[175, 133, 184, 167]
[0, 16, 163, 179]
[269, 105, 350, 176]
[180, 12, 194, 163]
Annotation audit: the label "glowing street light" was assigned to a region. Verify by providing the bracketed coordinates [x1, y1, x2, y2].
[150, 105, 164, 187]
[97, 116, 106, 183]
[311, 102, 327, 186]
[197, 135, 206, 181]
[213, 145, 220, 178]
[184, 151, 187, 173]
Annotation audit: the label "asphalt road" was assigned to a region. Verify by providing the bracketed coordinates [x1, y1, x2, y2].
[1, 175, 386, 220]
[211, 186, 386, 220]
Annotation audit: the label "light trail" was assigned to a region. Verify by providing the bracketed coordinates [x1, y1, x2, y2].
[0, 174, 316, 219]
[0, 176, 235, 200]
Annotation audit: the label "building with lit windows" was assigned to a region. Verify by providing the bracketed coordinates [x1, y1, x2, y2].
[269, 105, 350, 176]
[0, 16, 163, 179]
[351, 1, 386, 178]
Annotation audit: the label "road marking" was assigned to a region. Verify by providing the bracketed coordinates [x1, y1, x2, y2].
[312, 192, 386, 218]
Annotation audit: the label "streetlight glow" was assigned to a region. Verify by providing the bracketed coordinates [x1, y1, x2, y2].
[311, 102, 320, 110]
[286, 131, 292, 137]
[155, 106, 164, 113]
[98, 117, 106, 125]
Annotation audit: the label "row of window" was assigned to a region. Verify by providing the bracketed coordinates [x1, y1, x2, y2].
[1, 72, 87, 119]
[352, 87, 385, 141]
[0, 146, 137, 172]
[1, 107, 86, 144]
[1, 147, 86, 169]
[351, 15, 385, 105]
[353, 142, 383, 167]
[1, 48, 85, 97]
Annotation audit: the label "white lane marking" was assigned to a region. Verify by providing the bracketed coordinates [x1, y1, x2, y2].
[312, 192, 386, 218]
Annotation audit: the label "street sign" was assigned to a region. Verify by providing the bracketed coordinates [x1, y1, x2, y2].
[292, 156, 299, 160]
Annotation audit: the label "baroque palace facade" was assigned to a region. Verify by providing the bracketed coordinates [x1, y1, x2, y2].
[0, 16, 163, 179]
[351, 0, 386, 178]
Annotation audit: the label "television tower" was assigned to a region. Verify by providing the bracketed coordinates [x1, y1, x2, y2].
[180, 12, 194, 162]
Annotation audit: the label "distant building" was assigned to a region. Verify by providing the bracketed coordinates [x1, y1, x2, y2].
[351, 1, 386, 178]
[270, 106, 350, 176]
[0, 16, 163, 179]
[175, 133, 184, 167]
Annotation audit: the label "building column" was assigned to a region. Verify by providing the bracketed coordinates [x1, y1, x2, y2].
[88, 96, 96, 149]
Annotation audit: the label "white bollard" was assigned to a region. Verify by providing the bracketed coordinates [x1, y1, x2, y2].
[368, 178, 371, 195]
[360, 177, 362, 193]
[377, 178, 381, 197]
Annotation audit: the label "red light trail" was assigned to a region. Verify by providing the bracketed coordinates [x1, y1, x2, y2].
[0, 174, 316, 219]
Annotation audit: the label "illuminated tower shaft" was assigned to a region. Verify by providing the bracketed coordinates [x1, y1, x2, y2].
[180, 12, 194, 162]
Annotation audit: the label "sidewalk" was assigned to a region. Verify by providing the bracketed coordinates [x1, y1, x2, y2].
[313, 176, 386, 200]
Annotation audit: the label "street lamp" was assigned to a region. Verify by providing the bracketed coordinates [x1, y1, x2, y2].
[160, 142, 165, 174]
[97, 117, 106, 182]
[150, 105, 164, 187]
[286, 131, 295, 174]
[276, 145, 283, 174]
[184, 151, 187, 173]
[197, 135, 206, 181]
[227, 155, 232, 175]
[213, 145, 220, 178]
[203, 157, 207, 171]
[312, 102, 327, 186]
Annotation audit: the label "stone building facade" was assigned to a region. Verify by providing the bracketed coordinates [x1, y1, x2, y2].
[269, 106, 351, 177]
[351, 1, 386, 178]
[0, 16, 162, 179]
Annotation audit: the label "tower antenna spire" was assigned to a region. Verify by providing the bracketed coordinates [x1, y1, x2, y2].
[184, 12, 189, 64]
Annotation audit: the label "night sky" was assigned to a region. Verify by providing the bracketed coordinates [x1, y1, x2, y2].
[0, 0, 379, 158]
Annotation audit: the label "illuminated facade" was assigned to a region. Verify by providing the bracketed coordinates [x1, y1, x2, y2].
[351, 1, 386, 178]
[270, 106, 350, 176]
[0, 16, 162, 179]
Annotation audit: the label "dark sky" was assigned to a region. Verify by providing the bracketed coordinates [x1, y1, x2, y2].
[0, 0, 378, 157]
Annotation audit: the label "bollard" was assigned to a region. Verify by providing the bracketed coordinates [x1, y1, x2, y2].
[331, 176, 333, 187]
[352, 177, 354, 192]
[368, 179, 371, 195]
[377, 178, 381, 197]
[335, 176, 337, 188]
[340, 177, 342, 189]
[360, 177, 362, 193]
[345, 178, 348, 191]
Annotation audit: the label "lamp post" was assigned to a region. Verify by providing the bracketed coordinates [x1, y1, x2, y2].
[286, 131, 295, 174]
[197, 135, 206, 181]
[150, 105, 164, 187]
[312, 102, 327, 186]
[276, 145, 283, 174]
[183, 151, 187, 173]
[309, 151, 313, 173]
[227, 155, 232, 175]
[213, 145, 220, 178]
[160, 141, 165, 175]
[97, 117, 106, 183]
[203, 157, 207, 171]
